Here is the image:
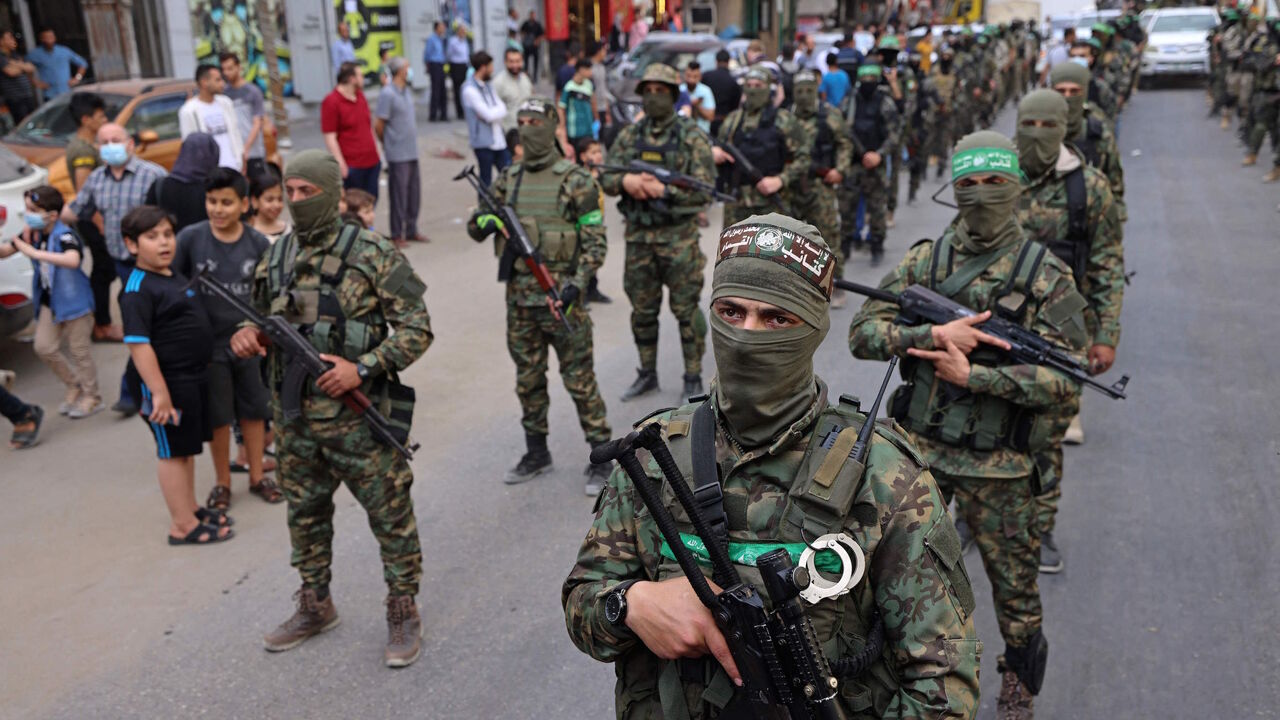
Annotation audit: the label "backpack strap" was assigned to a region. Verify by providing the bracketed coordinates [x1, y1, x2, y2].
[320, 221, 363, 287]
[689, 401, 729, 559]
[1064, 166, 1089, 268]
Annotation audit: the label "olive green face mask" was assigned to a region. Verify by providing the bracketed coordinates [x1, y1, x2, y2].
[743, 85, 771, 112]
[792, 84, 818, 116]
[642, 90, 675, 121]
[954, 181, 1023, 251]
[519, 116, 557, 162]
[1061, 93, 1085, 136]
[1016, 90, 1069, 179]
[284, 149, 342, 243]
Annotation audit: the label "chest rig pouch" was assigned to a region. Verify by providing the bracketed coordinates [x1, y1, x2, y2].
[618, 119, 698, 228]
[729, 106, 787, 183]
[503, 161, 582, 274]
[891, 236, 1057, 453]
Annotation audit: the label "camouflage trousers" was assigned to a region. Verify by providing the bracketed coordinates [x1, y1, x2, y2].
[928, 113, 954, 166]
[1227, 70, 1248, 110]
[934, 468, 1042, 648]
[623, 225, 708, 376]
[277, 413, 422, 596]
[788, 181, 843, 277]
[839, 164, 888, 248]
[507, 302, 611, 444]
[1033, 396, 1080, 536]
[886, 144, 902, 214]
[723, 199, 788, 229]
[1248, 91, 1280, 164]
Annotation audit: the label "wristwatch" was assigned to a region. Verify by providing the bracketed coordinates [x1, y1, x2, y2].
[604, 580, 640, 627]
[355, 360, 373, 381]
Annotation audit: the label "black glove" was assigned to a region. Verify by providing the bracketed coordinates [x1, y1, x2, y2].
[559, 284, 580, 309]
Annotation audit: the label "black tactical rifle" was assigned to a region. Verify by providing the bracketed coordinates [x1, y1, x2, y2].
[836, 278, 1130, 399]
[714, 139, 788, 212]
[454, 165, 574, 333]
[191, 270, 420, 459]
[590, 423, 847, 720]
[591, 159, 737, 203]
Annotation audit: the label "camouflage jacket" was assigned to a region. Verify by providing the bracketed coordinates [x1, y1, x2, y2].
[1243, 29, 1278, 80]
[249, 223, 433, 420]
[599, 114, 715, 239]
[562, 382, 981, 719]
[1016, 146, 1124, 349]
[1222, 23, 1247, 63]
[465, 158, 607, 307]
[1071, 103, 1126, 220]
[925, 69, 958, 115]
[717, 105, 811, 209]
[848, 224, 1086, 478]
[791, 101, 854, 193]
[1090, 74, 1119, 120]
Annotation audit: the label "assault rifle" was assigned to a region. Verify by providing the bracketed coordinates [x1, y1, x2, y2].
[591, 160, 737, 203]
[591, 423, 849, 720]
[454, 165, 573, 333]
[191, 270, 419, 459]
[714, 139, 788, 212]
[836, 278, 1130, 400]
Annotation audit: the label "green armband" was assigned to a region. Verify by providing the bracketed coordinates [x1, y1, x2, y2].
[476, 213, 505, 231]
[576, 209, 603, 227]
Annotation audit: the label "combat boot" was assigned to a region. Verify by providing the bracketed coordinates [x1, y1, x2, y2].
[384, 595, 422, 668]
[1243, 153, 1258, 166]
[868, 239, 885, 268]
[682, 373, 703, 399]
[1063, 413, 1084, 445]
[621, 368, 659, 401]
[264, 586, 340, 652]
[506, 433, 552, 484]
[1264, 166, 1280, 182]
[996, 669, 1035, 719]
[1039, 531, 1064, 574]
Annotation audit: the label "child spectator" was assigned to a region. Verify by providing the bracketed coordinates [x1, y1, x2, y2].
[1, 379, 43, 449]
[343, 188, 377, 230]
[0, 186, 101, 417]
[558, 59, 596, 142]
[173, 168, 279, 511]
[819, 52, 851, 107]
[119, 206, 233, 545]
[571, 136, 611, 305]
[249, 168, 290, 243]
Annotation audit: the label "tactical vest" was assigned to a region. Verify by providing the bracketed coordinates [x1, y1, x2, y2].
[932, 71, 957, 105]
[810, 106, 837, 171]
[850, 90, 888, 153]
[643, 396, 956, 718]
[617, 118, 699, 227]
[504, 160, 582, 270]
[1043, 166, 1091, 290]
[890, 236, 1058, 453]
[730, 106, 787, 180]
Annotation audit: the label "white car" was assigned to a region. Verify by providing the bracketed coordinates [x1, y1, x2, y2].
[1140, 7, 1219, 82]
[0, 145, 49, 340]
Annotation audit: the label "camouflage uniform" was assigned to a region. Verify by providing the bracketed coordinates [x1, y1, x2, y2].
[467, 157, 611, 445]
[838, 78, 901, 260]
[601, 112, 714, 377]
[1070, 104, 1126, 221]
[717, 104, 809, 228]
[1222, 21, 1249, 115]
[789, 96, 854, 277]
[926, 62, 960, 171]
[849, 223, 1088, 654]
[1245, 23, 1280, 165]
[1016, 147, 1124, 535]
[252, 222, 432, 597]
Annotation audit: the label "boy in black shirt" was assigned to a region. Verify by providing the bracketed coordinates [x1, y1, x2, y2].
[120, 205, 233, 545]
[174, 168, 279, 510]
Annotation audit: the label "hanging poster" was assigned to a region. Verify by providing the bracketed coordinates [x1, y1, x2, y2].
[190, 0, 295, 95]
[335, 0, 404, 74]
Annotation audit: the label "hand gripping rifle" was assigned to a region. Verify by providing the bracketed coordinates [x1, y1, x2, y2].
[836, 278, 1130, 399]
[714, 139, 788, 212]
[454, 165, 574, 333]
[591, 159, 738, 203]
[191, 269, 419, 459]
[590, 424, 847, 720]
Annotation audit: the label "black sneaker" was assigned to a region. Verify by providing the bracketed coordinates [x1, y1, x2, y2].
[1039, 531, 1064, 574]
[583, 461, 612, 497]
[621, 369, 659, 401]
[505, 450, 552, 485]
[111, 398, 139, 416]
[869, 245, 885, 267]
[586, 287, 612, 304]
[682, 373, 703, 399]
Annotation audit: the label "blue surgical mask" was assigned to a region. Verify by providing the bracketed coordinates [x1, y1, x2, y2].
[100, 142, 129, 167]
[24, 211, 46, 230]
[1070, 57, 1090, 68]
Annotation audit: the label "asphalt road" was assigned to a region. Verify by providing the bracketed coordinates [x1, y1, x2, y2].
[1, 84, 1277, 719]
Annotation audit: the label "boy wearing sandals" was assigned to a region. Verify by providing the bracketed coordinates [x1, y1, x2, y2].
[174, 167, 282, 509]
[120, 205, 233, 545]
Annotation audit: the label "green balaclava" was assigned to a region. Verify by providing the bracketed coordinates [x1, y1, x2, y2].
[710, 214, 836, 449]
[516, 97, 559, 165]
[743, 68, 772, 112]
[637, 63, 680, 122]
[1016, 89, 1068, 179]
[792, 70, 820, 117]
[284, 149, 342, 244]
[951, 131, 1024, 253]
[1049, 61, 1092, 135]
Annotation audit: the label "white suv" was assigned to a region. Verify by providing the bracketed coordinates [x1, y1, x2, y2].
[1141, 7, 1219, 82]
[0, 145, 49, 340]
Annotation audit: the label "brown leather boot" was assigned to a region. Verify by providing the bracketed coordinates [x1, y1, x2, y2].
[263, 587, 340, 652]
[996, 669, 1035, 720]
[1264, 167, 1280, 183]
[384, 595, 423, 668]
[1243, 154, 1258, 166]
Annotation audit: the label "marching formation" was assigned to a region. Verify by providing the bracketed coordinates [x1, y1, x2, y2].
[1210, 7, 1280, 181]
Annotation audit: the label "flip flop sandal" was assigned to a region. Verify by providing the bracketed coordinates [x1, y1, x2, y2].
[229, 461, 250, 474]
[206, 485, 232, 511]
[195, 506, 234, 527]
[9, 406, 44, 450]
[168, 522, 234, 546]
[249, 477, 285, 504]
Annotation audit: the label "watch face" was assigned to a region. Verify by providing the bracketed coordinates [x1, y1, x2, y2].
[604, 591, 624, 624]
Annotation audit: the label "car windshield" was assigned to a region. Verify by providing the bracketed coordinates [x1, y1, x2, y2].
[5, 93, 130, 146]
[1151, 14, 1217, 32]
[631, 46, 720, 75]
[0, 143, 36, 184]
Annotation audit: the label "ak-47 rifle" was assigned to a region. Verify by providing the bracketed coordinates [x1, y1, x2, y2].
[192, 269, 419, 459]
[591, 159, 737, 203]
[837, 278, 1130, 399]
[714, 139, 788, 212]
[455, 165, 574, 333]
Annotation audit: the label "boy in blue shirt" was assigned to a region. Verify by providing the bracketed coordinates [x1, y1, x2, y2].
[819, 52, 851, 107]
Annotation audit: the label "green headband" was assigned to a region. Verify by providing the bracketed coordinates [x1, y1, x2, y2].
[952, 147, 1020, 181]
[1092, 22, 1115, 35]
[857, 64, 883, 79]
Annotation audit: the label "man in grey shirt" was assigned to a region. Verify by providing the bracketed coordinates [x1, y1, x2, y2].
[376, 57, 426, 244]
[220, 52, 270, 177]
[493, 47, 533, 131]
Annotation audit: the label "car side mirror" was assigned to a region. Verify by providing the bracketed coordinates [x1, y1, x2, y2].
[135, 129, 159, 146]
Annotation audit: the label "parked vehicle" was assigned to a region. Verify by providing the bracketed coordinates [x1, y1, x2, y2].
[1140, 7, 1219, 83]
[0, 145, 50, 339]
[609, 33, 736, 123]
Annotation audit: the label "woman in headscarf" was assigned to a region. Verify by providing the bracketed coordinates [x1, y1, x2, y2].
[144, 132, 220, 232]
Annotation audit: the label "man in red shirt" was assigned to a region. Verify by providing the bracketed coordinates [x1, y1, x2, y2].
[321, 62, 382, 199]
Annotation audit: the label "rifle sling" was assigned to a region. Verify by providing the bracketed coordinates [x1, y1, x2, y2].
[935, 240, 1017, 298]
[690, 402, 730, 561]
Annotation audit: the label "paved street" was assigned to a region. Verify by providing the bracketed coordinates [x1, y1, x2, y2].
[1, 84, 1277, 719]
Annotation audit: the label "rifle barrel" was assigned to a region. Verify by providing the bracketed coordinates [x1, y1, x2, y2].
[835, 278, 899, 304]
